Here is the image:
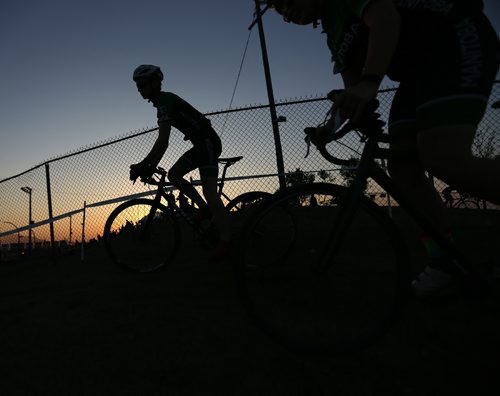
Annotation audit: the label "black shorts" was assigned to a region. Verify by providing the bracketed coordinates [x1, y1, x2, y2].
[176, 131, 222, 178]
[389, 12, 499, 135]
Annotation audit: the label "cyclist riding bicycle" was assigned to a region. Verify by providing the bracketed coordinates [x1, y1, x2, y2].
[130, 64, 232, 259]
[267, 0, 500, 296]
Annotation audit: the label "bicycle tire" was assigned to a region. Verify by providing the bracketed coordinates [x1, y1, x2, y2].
[454, 199, 481, 210]
[226, 191, 272, 212]
[103, 198, 180, 273]
[236, 183, 410, 356]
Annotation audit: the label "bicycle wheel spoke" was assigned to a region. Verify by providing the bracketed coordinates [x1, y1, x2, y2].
[238, 183, 409, 355]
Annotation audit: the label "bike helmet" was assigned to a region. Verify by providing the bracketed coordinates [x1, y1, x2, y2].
[266, 0, 319, 27]
[133, 65, 164, 82]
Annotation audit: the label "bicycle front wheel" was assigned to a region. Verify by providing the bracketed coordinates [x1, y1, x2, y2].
[103, 199, 180, 272]
[236, 183, 410, 355]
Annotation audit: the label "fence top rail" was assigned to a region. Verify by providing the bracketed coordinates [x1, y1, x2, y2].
[0, 169, 344, 238]
[2, 82, 498, 185]
[0, 126, 159, 184]
[0, 92, 384, 184]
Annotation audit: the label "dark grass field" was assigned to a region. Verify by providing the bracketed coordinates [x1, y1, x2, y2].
[1, 209, 499, 395]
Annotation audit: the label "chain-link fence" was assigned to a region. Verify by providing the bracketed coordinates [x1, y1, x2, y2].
[1, 83, 499, 257]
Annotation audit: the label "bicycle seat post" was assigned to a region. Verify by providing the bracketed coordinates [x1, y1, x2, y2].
[218, 161, 230, 195]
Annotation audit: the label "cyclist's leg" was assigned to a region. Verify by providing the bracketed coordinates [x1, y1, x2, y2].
[168, 149, 207, 210]
[387, 83, 451, 234]
[419, 125, 500, 205]
[410, 13, 499, 296]
[200, 174, 231, 241]
[387, 83, 458, 296]
[193, 136, 232, 243]
[417, 13, 500, 205]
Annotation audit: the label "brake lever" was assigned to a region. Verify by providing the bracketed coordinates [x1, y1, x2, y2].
[304, 117, 350, 158]
[304, 127, 317, 158]
[305, 135, 312, 158]
[334, 111, 350, 133]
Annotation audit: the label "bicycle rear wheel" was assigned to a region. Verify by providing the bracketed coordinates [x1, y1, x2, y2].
[455, 199, 481, 210]
[103, 199, 180, 272]
[236, 183, 410, 355]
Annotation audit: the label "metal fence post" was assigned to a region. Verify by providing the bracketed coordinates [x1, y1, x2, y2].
[81, 201, 86, 261]
[45, 164, 56, 252]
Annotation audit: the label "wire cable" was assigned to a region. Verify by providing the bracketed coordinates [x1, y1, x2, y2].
[220, 29, 253, 137]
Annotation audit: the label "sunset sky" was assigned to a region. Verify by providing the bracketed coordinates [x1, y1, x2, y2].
[0, 0, 336, 179]
[1, 0, 499, 245]
[2, 1, 498, 180]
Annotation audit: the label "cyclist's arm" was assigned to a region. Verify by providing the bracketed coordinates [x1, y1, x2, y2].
[341, 68, 360, 88]
[142, 120, 171, 166]
[361, 0, 400, 79]
[312, 70, 358, 138]
[334, 0, 400, 122]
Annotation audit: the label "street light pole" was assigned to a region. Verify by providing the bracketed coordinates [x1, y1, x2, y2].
[21, 186, 33, 254]
[251, 0, 286, 189]
[69, 214, 73, 245]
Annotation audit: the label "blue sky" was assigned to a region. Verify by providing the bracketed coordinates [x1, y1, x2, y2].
[1, 0, 499, 179]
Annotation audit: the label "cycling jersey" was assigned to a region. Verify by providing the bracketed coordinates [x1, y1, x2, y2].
[323, 0, 486, 75]
[321, 0, 497, 130]
[176, 138, 222, 178]
[321, 0, 370, 74]
[415, 12, 499, 130]
[397, 0, 484, 20]
[155, 92, 218, 145]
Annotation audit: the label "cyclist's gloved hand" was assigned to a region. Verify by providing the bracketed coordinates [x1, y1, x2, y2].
[355, 111, 386, 133]
[310, 126, 332, 146]
[304, 126, 333, 157]
[130, 161, 155, 182]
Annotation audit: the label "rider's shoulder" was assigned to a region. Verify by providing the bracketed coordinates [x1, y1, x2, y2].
[156, 91, 183, 108]
[158, 91, 179, 101]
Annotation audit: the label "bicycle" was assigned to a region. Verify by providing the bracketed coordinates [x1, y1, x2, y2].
[103, 156, 275, 272]
[235, 95, 500, 356]
[442, 186, 484, 210]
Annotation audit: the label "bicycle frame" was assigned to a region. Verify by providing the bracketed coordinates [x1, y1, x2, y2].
[315, 132, 471, 276]
[142, 170, 207, 238]
[139, 154, 265, 239]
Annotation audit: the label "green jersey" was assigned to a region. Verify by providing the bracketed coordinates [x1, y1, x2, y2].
[321, 0, 485, 75]
[155, 92, 216, 144]
[321, 0, 372, 74]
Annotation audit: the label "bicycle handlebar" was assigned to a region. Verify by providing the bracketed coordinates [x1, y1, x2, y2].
[304, 91, 387, 165]
[139, 167, 168, 186]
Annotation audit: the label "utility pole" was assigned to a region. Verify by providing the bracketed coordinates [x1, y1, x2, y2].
[251, 0, 286, 189]
[45, 164, 56, 254]
[21, 186, 33, 255]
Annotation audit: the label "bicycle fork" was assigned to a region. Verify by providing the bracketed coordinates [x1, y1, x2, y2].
[312, 183, 367, 275]
[312, 141, 376, 274]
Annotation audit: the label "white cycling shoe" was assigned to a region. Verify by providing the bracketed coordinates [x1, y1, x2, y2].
[411, 265, 458, 298]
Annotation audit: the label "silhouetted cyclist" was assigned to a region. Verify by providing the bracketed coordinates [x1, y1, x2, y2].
[130, 65, 232, 259]
[267, 0, 500, 296]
